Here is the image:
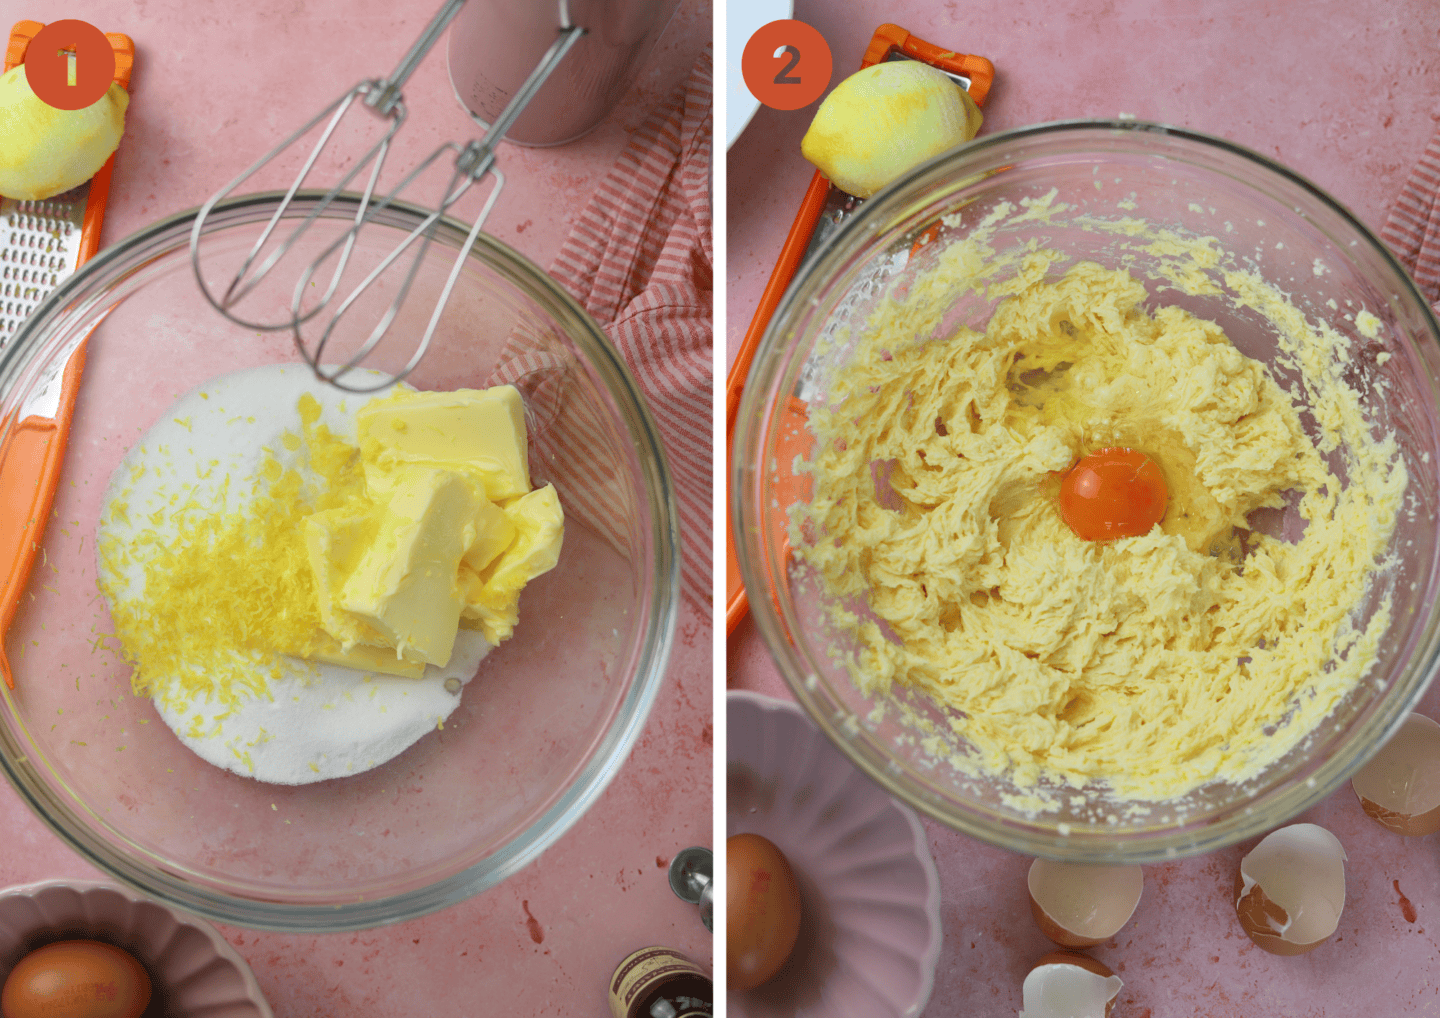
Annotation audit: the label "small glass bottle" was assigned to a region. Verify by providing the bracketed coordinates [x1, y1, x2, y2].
[608, 947, 713, 1018]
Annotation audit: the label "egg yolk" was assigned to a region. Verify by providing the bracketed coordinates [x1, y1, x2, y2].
[1058, 447, 1168, 541]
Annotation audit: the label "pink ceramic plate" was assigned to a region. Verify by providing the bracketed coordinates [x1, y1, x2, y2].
[728, 690, 942, 1018]
[0, 880, 272, 1016]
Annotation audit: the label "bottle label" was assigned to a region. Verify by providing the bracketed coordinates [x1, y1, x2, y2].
[609, 948, 711, 1018]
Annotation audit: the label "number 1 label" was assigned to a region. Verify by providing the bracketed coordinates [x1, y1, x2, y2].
[25, 20, 114, 111]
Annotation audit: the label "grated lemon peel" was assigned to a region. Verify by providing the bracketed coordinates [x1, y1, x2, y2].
[96, 372, 562, 784]
[99, 394, 367, 716]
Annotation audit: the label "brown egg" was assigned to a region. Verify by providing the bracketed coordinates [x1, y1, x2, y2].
[1, 939, 151, 1018]
[727, 832, 802, 990]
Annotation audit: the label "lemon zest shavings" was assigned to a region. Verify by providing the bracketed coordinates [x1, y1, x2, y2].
[98, 396, 368, 716]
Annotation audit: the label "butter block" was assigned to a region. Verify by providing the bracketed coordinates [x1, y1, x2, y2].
[496, 484, 565, 579]
[302, 385, 560, 671]
[362, 460, 397, 503]
[304, 635, 426, 679]
[338, 467, 485, 668]
[462, 497, 516, 574]
[358, 386, 531, 501]
[461, 484, 564, 644]
[304, 504, 383, 650]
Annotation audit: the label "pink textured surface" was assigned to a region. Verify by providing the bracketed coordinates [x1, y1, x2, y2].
[727, 1, 1440, 1015]
[2, 1, 712, 1015]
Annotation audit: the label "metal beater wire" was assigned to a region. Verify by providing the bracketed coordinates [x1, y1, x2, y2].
[189, 0, 586, 391]
[190, 85, 403, 330]
[300, 167, 508, 390]
[187, 0, 470, 333]
[288, 23, 584, 392]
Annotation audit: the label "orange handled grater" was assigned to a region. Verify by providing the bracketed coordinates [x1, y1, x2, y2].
[725, 24, 995, 634]
[0, 21, 134, 688]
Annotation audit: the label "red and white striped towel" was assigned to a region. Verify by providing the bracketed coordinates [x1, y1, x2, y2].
[492, 48, 712, 612]
[1383, 126, 1440, 310]
[549, 48, 712, 611]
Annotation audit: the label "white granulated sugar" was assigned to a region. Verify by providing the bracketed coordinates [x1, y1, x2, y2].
[150, 632, 490, 784]
[98, 364, 491, 785]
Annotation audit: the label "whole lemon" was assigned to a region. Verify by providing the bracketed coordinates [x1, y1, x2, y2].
[801, 61, 982, 199]
[0, 63, 129, 201]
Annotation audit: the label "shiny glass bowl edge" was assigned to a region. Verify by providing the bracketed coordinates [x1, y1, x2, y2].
[733, 119, 1440, 862]
[0, 191, 681, 930]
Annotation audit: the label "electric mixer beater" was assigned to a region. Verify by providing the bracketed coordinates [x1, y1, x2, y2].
[189, 0, 609, 392]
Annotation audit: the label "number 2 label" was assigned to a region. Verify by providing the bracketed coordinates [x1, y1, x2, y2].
[741, 20, 833, 111]
[773, 45, 802, 85]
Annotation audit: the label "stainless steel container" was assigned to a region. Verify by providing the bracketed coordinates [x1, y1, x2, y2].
[446, 0, 682, 147]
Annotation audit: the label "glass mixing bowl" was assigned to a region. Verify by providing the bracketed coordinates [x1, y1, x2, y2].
[0, 193, 678, 929]
[733, 120, 1440, 863]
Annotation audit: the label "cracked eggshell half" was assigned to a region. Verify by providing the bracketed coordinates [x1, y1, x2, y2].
[1351, 712, 1440, 836]
[1019, 951, 1122, 1018]
[1234, 823, 1347, 956]
[1027, 860, 1143, 948]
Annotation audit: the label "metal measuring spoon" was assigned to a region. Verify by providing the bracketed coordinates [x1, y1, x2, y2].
[668, 846, 713, 932]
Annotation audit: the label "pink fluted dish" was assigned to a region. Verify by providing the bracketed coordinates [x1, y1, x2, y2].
[0, 880, 272, 1017]
[728, 690, 942, 1018]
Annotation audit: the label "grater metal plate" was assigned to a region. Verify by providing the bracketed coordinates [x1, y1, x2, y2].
[0, 185, 89, 347]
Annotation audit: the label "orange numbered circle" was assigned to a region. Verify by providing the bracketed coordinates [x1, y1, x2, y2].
[24, 20, 116, 110]
[741, 20, 833, 111]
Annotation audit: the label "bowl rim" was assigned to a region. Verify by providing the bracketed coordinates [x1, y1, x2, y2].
[0, 877, 274, 1016]
[727, 689, 943, 1017]
[732, 117, 1440, 862]
[0, 190, 681, 930]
